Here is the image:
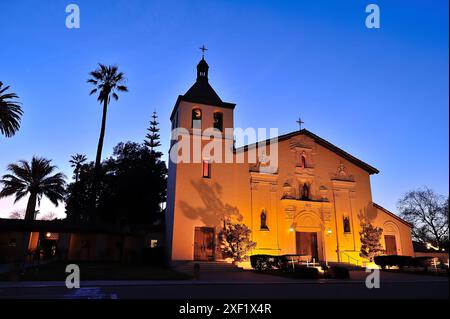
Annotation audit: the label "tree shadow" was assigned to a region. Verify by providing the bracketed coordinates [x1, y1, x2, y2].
[357, 203, 379, 224]
[178, 180, 243, 226]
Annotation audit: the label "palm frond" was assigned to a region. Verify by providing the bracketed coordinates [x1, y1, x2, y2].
[0, 82, 23, 137]
[87, 63, 128, 105]
[0, 157, 66, 218]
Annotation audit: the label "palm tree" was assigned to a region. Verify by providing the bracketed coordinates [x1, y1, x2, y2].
[0, 81, 23, 138]
[87, 64, 128, 173]
[69, 154, 87, 183]
[0, 157, 66, 221]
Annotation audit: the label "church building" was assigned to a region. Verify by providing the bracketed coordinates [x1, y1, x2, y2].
[165, 55, 414, 265]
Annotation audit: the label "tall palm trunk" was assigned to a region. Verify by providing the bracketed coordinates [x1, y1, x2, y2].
[22, 192, 37, 264]
[75, 167, 80, 184]
[24, 192, 37, 221]
[95, 98, 109, 172]
[91, 98, 109, 220]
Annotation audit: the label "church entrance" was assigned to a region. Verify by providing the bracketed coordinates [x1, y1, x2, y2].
[384, 235, 397, 255]
[194, 227, 215, 261]
[296, 232, 319, 261]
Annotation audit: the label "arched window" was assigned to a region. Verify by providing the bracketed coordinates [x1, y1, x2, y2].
[260, 209, 269, 230]
[301, 183, 310, 200]
[192, 108, 202, 129]
[202, 159, 211, 178]
[213, 112, 223, 132]
[343, 216, 351, 233]
[301, 155, 307, 168]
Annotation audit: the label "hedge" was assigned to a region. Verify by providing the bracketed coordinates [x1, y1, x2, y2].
[325, 266, 350, 279]
[292, 265, 320, 279]
[250, 254, 320, 271]
[374, 255, 433, 269]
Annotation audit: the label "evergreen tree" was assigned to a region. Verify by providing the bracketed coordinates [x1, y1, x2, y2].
[359, 220, 384, 261]
[145, 111, 162, 158]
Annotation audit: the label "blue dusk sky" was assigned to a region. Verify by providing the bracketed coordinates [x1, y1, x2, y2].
[0, 0, 448, 218]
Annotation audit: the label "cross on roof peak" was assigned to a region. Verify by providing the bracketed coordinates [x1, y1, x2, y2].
[296, 117, 304, 130]
[199, 45, 208, 58]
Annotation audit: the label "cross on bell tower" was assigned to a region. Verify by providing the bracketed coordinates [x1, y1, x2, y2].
[197, 45, 209, 81]
[199, 45, 208, 58]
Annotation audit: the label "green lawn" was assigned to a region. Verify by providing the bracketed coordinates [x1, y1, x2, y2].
[0, 261, 191, 281]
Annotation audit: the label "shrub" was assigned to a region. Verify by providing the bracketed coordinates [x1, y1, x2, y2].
[250, 254, 281, 271]
[142, 247, 164, 265]
[374, 255, 414, 269]
[359, 221, 384, 261]
[410, 256, 433, 268]
[278, 254, 304, 270]
[292, 265, 320, 279]
[326, 266, 350, 279]
[220, 221, 257, 262]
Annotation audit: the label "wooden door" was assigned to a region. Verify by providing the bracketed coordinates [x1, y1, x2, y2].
[384, 235, 397, 255]
[296, 232, 319, 261]
[194, 227, 215, 261]
[310, 232, 319, 261]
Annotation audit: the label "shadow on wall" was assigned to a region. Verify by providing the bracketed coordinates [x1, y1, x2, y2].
[358, 203, 379, 224]
[179, 180, 243, 226]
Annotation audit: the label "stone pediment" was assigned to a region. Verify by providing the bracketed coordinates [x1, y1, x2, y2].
[331, 161, 355, 183]
[289, 135, 314, 151]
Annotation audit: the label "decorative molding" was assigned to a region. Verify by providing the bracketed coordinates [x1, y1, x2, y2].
[331, 179, 356, 189]
[331, 161, 355, 182]
[284, 205, 296, 219]
[289, 136, 316, 169]
[249, 150, 279, 174]
[319, 185, 329, 201]
[269, 183, 278, 192]
[250, 171, 279, 183]
[320, 207, 332, 224]
[294, 167, 315, 176]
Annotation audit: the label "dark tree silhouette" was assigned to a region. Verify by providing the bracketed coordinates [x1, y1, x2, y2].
[65, 161, 95, 222]
[103, 142, 167, 223]
[87, 64, 128, 175]
[145, 111, 162, 158]
[0, 81, 23, 138]
[398, 187, 449, 248]
[66, 142, 167, 224]
[69, 154, 87, 183]
[0, 157, 66, 220]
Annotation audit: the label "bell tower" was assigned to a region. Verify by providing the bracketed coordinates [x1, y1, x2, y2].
[166, 50, 236, 261]
[169, 50, 236, 134]
[196, 57, 209, 80]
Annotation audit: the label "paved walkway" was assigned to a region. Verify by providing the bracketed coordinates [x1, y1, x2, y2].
[0, 270, 448, 299]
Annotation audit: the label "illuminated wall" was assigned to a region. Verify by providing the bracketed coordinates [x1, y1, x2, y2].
[166, 100, 414, 263]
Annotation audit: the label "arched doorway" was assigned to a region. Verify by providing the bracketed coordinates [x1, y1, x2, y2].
[382, 221, 402, 255]
[293, 211, 324, 261]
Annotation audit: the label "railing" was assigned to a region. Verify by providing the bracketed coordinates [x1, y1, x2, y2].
[339, 251, 362, 267]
